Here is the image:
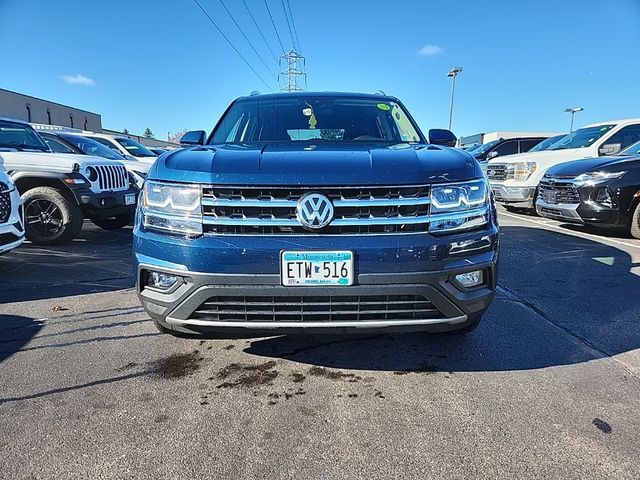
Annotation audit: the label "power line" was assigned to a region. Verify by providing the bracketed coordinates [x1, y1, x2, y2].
[241, 0, 279, 63]
[192, 0, 274, 91]
[263, 0, 285, 54]
[280, 0, 296, 50]
[218, 0, 277, 78]
[285, 0, 301, 53]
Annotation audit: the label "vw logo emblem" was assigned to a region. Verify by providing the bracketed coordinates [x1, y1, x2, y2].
[296, 193, 334, 230]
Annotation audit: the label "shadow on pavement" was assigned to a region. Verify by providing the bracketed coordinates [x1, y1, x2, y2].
[0, 224, 134, 303]
[0, 314, 43, 363]
[245, 226, 640, 372]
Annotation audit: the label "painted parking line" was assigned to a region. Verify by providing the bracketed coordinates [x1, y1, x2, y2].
[498, 210, 640, 250]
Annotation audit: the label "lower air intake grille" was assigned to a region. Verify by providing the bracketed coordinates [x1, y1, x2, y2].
[0, 183, 11, 224]
[190, 295, 442, 323]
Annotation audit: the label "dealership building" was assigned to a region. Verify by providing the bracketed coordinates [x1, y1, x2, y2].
[0, 88, 177, 149]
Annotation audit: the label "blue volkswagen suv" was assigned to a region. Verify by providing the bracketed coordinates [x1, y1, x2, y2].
[133, 92, 499, 337]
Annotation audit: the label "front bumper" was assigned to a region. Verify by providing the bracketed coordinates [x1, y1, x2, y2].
[0, 188, 25, 255]
[134, 225, 499, 336]
[490, 183, 537, 207]
[536, 196, 623, 226]
[74, 186, 139, 218]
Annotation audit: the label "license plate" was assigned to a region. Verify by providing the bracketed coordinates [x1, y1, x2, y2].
[543, 191, 557, 204]
[281, 251, 354, 287]
[125, 193, 136, 205]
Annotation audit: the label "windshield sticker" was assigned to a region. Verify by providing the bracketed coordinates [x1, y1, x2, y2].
[302, 107, 312, 116]
[377, 103, 390, 111]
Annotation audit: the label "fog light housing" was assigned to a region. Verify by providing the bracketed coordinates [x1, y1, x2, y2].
[146, 271, 179, 290]
[453, 270, 484, 289]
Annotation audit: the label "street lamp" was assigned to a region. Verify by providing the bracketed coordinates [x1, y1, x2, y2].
[564, 107, 583, 133]
[447, 66, 463, 131]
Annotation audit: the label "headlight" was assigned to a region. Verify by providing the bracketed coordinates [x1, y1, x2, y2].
[85, 166, 98, 182]
[141, 180, 202, 236]
[506, 162, 537, 181]
[573, 171, 625, 187]
[429, 179, 491, 233]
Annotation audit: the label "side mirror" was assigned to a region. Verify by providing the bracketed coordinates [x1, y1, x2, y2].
[180, 130, 206, 146]
[428, 128, 457, 147]
[486, 151, 499, 160]
[598, 144, 620, 156]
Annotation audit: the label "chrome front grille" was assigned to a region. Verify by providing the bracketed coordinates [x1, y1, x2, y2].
[95, 165, 128, 192]
[201, 185, 431, 235]
[190, 294, 442, 323]
[539, 179, 580, 204]
[486, 164, 508, 181]
[0, 182, 10, 224]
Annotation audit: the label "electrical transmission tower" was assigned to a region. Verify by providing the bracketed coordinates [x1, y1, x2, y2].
[279, 49, 306, 92]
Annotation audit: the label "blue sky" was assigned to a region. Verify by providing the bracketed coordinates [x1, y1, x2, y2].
[1, 0, 639, 140]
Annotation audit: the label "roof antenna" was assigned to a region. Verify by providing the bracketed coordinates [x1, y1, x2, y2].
[374, 90, 386, 96]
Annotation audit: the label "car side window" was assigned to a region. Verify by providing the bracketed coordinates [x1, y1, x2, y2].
[519, 139, 541, 153]
[600, 124, 640, 155]
[494, 140, 518, 156]
[44, 137, 75, 154]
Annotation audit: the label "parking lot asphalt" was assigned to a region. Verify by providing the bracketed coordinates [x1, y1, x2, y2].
[1, 207, 639, 480]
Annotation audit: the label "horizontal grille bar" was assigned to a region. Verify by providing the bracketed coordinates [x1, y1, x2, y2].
[202, 196, 431, 208]
[202, 214, 432, 227]
[190, 295, 443, 323]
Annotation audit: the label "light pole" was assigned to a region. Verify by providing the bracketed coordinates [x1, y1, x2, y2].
[564, 107, 583, 132]
[447, 66, 463, 131]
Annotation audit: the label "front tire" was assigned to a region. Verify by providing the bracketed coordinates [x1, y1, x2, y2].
[91, 212, 133, 230]
[22, 187, 84, 245]
[630, 202, 640, 239]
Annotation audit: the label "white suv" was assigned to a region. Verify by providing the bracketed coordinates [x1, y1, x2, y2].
[78, 133, 158, 163]
[0, 154, 25, 255]
[486, 118, 640, 208]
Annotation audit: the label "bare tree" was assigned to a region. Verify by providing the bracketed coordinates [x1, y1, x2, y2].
[168, 129, 190, 144]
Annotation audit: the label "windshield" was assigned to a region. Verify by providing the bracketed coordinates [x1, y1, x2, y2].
[63, 135, 126, 160]
[211, 96, 423, 144]
[619, 140, 640, 156]
[41, 135, 78, 154]
[468, 140, 500, 157]
[116, 137, 157, 157]
[548, 125, 615, 150]
[528, 134, 567, 152]
[0, 120, 50, 151]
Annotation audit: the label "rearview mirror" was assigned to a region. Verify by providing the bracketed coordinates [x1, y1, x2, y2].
[181, 130, 206, 146]
[487, 151, 499, 160]
[428, 129, 457, 147]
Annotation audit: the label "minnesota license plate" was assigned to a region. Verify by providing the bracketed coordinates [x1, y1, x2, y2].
[125, 193, 136, 205]
[281, 251, 354, 287]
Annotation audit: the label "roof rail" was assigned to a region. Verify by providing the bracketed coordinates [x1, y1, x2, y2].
[30, 123, 84, 133]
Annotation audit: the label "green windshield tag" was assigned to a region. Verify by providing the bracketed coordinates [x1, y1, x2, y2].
[377, 103, 390, 111]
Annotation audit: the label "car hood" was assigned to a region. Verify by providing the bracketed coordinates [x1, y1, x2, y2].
[546, 155, 640, 177]
[150, 142, 481, 185]
[0, 151, 125, 173]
